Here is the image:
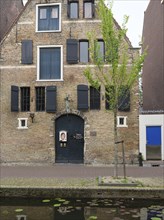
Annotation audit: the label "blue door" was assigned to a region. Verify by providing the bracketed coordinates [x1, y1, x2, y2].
[146, 126, 161, 160]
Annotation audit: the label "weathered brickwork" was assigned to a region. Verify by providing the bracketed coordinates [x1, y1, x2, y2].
[0, 0, 139, 164]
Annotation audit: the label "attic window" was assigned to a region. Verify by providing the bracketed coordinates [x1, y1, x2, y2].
[36, 3, 61, 32]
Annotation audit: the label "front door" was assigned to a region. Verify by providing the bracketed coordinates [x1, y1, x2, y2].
[55, 114, 84, 163]
[146, 126, 161, 160]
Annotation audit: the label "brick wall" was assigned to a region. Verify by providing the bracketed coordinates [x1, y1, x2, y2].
[0, 0, 139, 164]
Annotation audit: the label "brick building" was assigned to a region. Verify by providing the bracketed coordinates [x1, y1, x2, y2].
[0, 0, 139, 164]
[139, 0, 164, 161]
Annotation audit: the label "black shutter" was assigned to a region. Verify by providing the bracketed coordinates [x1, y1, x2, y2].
[92, 3, 95, 17]
[46, 86, 57, 112]
[66, 39, 78, 64]
[105, 86, 114, 110]
[11, 86, 19, 112]
[77, 85, 88, 110]
[118, 87, 130, 111]
[67, 1, 70, 17]
[22, 40, 33, 64]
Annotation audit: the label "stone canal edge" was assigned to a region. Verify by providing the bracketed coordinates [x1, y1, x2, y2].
[0, 187, 164, 199]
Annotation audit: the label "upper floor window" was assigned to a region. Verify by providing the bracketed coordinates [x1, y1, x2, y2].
[36, 3, 61, 32]
[68, 1, 79, 19]
[95, 40, 105, 62]
[79, 40, 89, 63]
[37, 45, 63, 81]
[84, 1, 94, 18]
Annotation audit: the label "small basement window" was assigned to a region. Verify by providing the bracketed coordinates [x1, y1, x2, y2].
[16, 215, 27, 220]
[117, 116, 128, 127]
[18, 118, 28, 129]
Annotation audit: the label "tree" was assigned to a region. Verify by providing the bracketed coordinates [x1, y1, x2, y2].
[84, 0, 146, 178]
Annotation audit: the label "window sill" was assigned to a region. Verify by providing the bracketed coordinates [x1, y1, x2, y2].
[117, 125, 128, 128]
[36, 30, 61, 33]
[36, 79, 63, 82]
[17, 127, 28, 129]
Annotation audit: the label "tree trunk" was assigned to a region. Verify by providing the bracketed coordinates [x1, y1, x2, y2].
[113, 108, 118, 178]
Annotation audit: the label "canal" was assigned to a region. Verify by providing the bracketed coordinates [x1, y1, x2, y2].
[0, 197, 164, 220]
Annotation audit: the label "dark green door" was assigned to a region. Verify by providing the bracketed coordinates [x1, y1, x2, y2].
[55, 114, 84, 163]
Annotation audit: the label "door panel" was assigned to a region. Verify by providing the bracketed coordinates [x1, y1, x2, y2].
[146, 126, 161, 160]
[55, 114, 84, 163]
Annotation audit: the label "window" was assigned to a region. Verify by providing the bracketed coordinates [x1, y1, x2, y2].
[36, 87, 45, 111]
[117, 116, 128, 127]
[37, 46, 63, 81]
[118, 86, 130, 111]
[68, 2, 78, 18]
[79, 40, 89, 63]
[17, 118, 28, 129]
[95, 40, 105, 62]
[84, 1, 94, 18]
[21, 87, 30, 112]
[36, 3, 61, 32]
[90, 86, 100, 110]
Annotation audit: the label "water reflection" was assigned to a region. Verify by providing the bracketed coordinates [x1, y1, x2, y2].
[0, 198, 164, 220]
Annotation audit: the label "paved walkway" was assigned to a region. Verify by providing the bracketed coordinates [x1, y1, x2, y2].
[1, 164, 164, 178]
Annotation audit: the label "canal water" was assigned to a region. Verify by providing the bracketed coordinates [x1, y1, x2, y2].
[0, 198, 163, 220]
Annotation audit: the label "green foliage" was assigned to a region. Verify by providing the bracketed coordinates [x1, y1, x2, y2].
[84, 0, 146, 111]
[83, 0, 146, 177]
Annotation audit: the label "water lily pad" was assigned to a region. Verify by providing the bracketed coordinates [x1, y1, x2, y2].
[89, 216, 98, 220]
[15, 209, 23, 212]
[58, 199, 66, 202]
[2, 210, 9, 215]
[151, 218, 161, 220]
[54, 204, 61, 207]
[42, 199, 50, 203]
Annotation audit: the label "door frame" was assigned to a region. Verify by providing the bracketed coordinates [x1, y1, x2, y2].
[53, 111, 89, 163]
[139, 114, 164, 160]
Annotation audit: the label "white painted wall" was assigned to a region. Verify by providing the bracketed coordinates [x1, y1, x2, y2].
[139, 114, 164, 160]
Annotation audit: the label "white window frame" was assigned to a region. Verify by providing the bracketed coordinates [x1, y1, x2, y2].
[36, 3, 61, 32]
[117, 116, 128, 128]
[16, 215, 27, 220]
[17, 118, 28, 129]
[37, 45, 63, 81]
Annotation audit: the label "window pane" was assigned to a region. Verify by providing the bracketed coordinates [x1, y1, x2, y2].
[79, 41, 89, 63]
[98, 41, 104, 61]
[40, 8, 47, 19]
[21, 87, 30, 112]
[70, 2, 78, 18]
[90, 87, 100, 109]
[84, 2, 92, 18]
[51, 7, 58, 18]
[36, 87, 45, 111]
[40, 47, 61, 80]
